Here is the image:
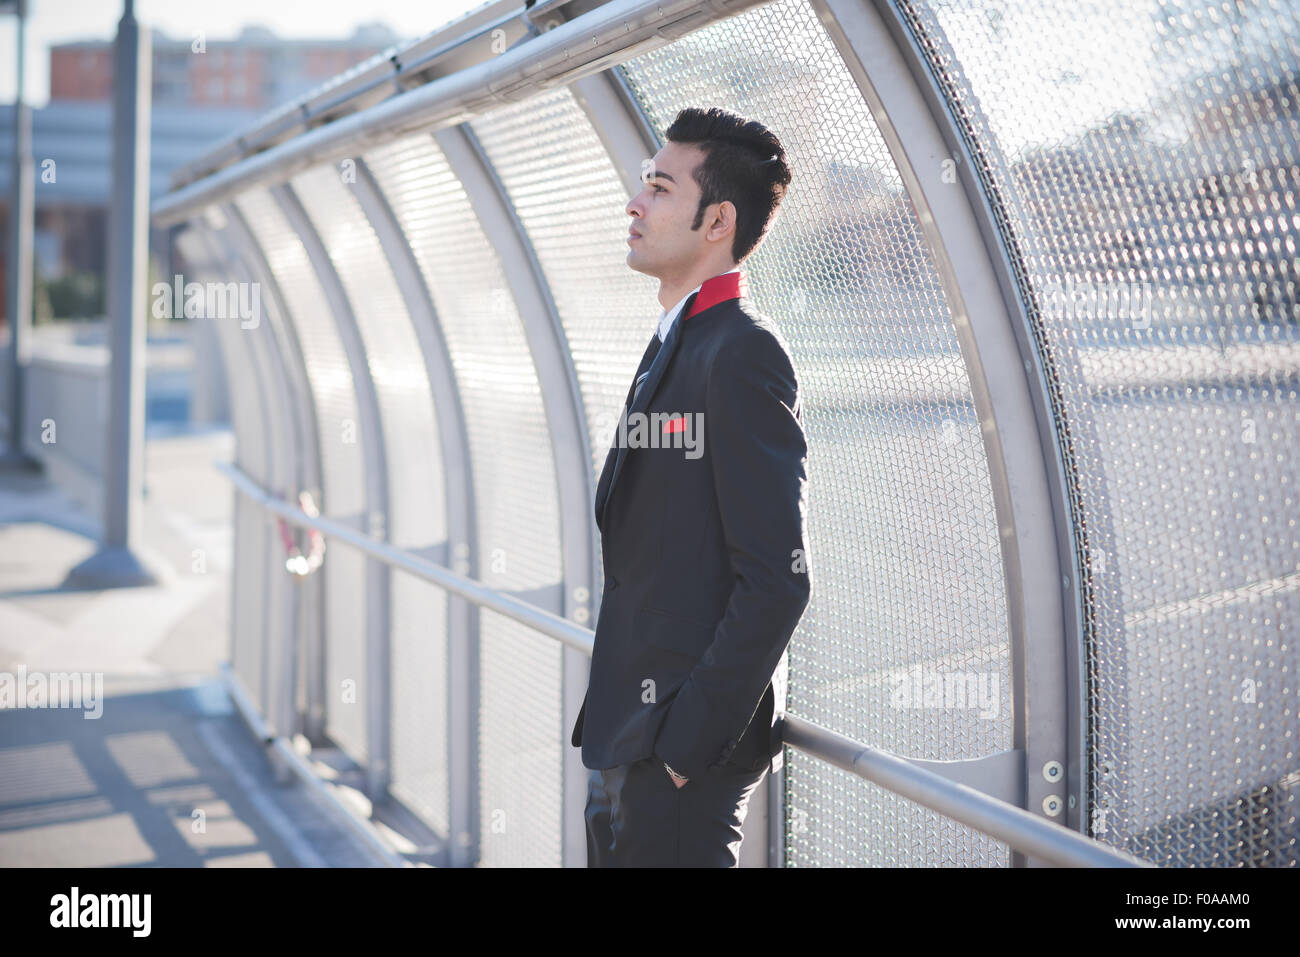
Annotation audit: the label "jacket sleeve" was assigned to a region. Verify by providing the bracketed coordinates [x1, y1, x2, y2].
[651, 323, 812, 780]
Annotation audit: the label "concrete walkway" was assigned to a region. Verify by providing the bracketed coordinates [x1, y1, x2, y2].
[0, 429, 380, 867]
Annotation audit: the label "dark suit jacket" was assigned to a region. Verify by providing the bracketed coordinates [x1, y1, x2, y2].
[570, 287, 812, 781]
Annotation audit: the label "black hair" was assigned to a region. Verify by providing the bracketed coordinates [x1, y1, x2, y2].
[663, 106, 792, 263]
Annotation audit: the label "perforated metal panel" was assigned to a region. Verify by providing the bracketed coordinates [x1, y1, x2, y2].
[234, 189, 371, 766]
[211, 229, 300, 736]
[218, 205, 330, 740]
[389, 567, 451, 833]
[365, 133, 565, 867]
[288, 163, 452, 834]
[618, 0, 1013, 866]
[174, 225, 271, 712]
[470, 86, 661, 484]
[900, 0, 1300, 865]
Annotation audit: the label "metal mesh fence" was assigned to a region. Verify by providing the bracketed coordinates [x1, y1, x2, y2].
[469, 85, 661, 490]
[224, 250, 298, 731]
[288, 164, 453, 836]
[389, 568, 451, 834]
[174, 226, 270, 714]
[900, 0, 1299, 865]
[234, 190, 371, 766]
[365, 133, 565, 867]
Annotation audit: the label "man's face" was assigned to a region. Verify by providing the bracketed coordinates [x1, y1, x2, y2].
[625, 141, 715, 278]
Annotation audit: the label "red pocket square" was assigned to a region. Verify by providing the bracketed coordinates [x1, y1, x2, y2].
[662, 415, 687, 433]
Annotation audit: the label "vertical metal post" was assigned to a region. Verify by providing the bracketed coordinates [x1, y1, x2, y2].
[195, 216, 306, 744]
[349, 159, 481, 866]
[814, 0, 1081, 865]
[436, 123, 598, 867]
[2, 0, 34, 467]
[876, 0, 1113, 848]
[272, 183, 393, 803]
[66, 0, 171, 587]
[220, 202, 329, 746]
[768, 764, 786, 866]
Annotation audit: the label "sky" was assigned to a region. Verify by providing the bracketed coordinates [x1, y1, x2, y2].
[0, 0, 491, 105]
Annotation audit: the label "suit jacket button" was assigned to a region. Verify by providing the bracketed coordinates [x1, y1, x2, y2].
[607, 575, 619, 590]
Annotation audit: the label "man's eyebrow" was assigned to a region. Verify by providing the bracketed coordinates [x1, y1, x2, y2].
[644, 170, 677, 184]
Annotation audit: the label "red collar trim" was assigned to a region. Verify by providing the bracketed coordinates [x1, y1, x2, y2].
[684, 269, 748, 321]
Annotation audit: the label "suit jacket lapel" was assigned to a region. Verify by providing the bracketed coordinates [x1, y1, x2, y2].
[596, 291, 696, 530]
[594, 330, 662, 527]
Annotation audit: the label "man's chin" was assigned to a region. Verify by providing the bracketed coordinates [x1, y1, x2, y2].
[625, 252, 654, 276]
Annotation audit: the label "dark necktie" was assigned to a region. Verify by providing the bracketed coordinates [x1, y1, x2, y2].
[628, 330, 663, 409]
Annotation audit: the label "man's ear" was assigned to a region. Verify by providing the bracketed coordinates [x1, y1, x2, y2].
[709, 201, 737, 241]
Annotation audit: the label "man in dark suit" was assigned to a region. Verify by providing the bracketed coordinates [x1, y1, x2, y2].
[570, 107, 811, 867]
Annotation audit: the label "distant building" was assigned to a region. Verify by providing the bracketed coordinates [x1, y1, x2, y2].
[0, 23, 398, 318]
[48, 22, 398, 110]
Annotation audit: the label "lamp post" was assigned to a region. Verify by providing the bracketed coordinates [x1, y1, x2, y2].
[65, 0, 171, 587]
[1, 0, 35, 469]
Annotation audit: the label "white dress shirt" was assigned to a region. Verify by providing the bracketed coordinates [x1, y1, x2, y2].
[656, 266, 741, 342]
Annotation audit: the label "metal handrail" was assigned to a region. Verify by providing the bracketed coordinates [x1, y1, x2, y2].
[216, 459, 1149, 867]
[151, 0, 767, 228]
[164, 0, 529, 189]
[780, 714, 1148, 867]
[218, 461, 593, 655]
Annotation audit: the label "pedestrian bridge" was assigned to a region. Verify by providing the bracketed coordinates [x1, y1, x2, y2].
[5, 0, 1298, 867]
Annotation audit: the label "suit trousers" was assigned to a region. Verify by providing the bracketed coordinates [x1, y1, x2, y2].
[585, 756, 767, 867]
